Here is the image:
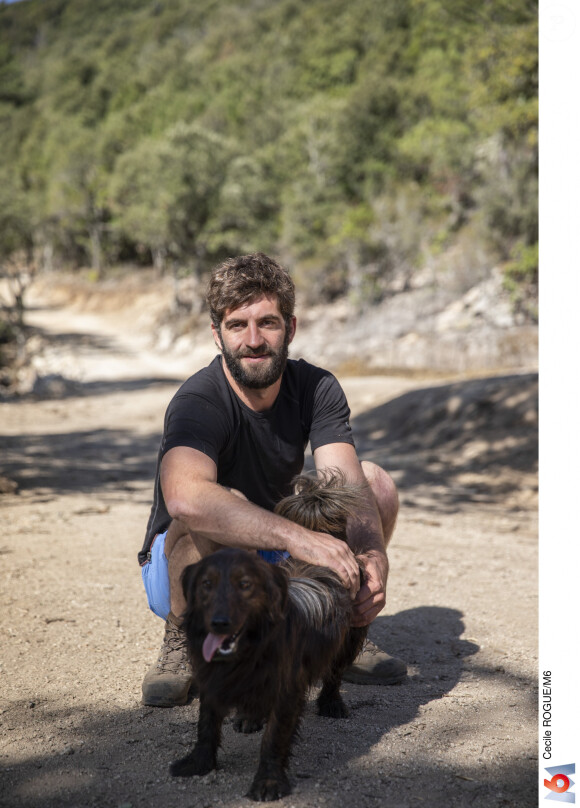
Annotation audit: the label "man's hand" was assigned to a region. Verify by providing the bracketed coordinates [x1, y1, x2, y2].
[287, 530, 362, 600]
[351, 551, 389, 627]
[312, 443, 392, 623]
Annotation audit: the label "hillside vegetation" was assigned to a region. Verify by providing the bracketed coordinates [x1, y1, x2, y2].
[0, 0, 537, 313]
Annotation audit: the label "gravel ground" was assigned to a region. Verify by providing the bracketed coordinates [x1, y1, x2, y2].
[0, 285, 538, 807]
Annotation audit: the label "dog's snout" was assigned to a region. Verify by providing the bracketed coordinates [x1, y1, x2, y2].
[210, 616, 231, 633]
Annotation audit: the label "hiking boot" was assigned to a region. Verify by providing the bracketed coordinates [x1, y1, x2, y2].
[343, 640, 407, 685]
[142, 617, 195, 707]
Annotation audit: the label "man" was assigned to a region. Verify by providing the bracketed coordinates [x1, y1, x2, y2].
[139, 252, 406, 706]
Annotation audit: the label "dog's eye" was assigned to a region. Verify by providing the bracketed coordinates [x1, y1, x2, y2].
[239, 578, 252, 591]
[201, 578, 213, 591]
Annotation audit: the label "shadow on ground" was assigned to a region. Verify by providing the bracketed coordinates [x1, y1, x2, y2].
[351, 373, 538, 510]
[3, 373, 537, 508]
[0, 606, 537, 808]
[26, 375, 182, 400]
[24, 322, 120, 352]
[0, 428, 160, 494]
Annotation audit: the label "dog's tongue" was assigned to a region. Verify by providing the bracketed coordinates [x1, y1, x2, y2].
[202, 632, 228, 663]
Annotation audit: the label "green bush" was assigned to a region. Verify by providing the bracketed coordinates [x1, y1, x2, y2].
[503, 241, 538, 322]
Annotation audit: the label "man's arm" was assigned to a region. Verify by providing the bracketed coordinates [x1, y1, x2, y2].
[313, 442, 389, 627]
[161, 445, 362, 596]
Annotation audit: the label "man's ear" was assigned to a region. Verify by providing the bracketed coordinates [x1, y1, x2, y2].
[287, 315, 297, 345]
[211, 323, 223, 351]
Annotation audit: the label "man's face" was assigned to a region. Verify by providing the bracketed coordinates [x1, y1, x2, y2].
[212, 294, 296, 390]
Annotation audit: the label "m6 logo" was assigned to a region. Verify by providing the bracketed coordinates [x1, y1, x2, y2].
[544, 764, 575, 803]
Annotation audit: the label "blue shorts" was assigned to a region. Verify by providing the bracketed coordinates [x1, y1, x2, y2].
[141, 532, 289, 621]
[141, 532, 171, 621]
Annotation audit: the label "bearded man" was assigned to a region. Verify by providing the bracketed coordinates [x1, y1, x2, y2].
[139, 252, 406, 705]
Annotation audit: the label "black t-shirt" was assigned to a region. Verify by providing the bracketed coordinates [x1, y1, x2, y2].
[138, 355, 355, 564]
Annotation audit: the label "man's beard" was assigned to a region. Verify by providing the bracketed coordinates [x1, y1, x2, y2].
[220, 331, 291, 390]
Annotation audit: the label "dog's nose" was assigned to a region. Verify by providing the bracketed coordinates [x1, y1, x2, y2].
[210, 616, 231, 633]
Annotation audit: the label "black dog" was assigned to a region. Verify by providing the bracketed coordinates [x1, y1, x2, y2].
[171, 472, 368, 801]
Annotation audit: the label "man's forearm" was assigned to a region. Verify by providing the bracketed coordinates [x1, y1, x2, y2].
[346, 485, 387, 556]
[166, 476, 362, 595]
[312, 442, 387, 559]
[167, 477, 304, 553]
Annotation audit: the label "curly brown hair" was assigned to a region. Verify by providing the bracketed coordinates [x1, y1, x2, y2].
[206, 253, 295, 328]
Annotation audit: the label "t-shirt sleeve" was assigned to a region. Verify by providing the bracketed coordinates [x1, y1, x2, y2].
[308, 372, 355, 452]
[161, 392, 231, 466]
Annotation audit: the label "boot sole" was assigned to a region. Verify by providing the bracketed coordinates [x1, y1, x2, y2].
[342, 669, 407, 686]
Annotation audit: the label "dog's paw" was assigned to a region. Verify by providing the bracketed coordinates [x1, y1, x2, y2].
[233, 715, 265, 734]
[317, 694, 349, 719]
[246, 773, 291, 802]
[170, 750, 216, 778]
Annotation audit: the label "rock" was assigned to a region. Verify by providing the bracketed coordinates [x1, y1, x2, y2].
[0, 476, 18, 494]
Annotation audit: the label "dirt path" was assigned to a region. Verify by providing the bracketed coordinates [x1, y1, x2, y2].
[0, 293, 538, 808]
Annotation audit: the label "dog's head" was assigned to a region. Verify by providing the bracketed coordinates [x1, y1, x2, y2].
[181, 548, 288, 663]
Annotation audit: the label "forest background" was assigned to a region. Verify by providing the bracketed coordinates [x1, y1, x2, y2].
[0, 0, 538, 380]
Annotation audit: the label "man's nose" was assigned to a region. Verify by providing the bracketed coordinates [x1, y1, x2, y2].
[245, 322, 263, 348]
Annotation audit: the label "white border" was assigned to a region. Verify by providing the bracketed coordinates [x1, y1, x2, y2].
[538, 1, 579, 801]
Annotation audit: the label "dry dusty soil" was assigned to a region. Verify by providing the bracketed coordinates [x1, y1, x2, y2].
[0, 286, 538, 808]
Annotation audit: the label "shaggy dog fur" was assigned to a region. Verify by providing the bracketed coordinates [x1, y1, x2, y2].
[170, 472, 368, 802]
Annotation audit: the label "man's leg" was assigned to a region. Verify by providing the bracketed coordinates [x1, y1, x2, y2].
[361, 460, 399, 547]
[142, 487, 249, 707]
[141, 521, 224, 707]
[165, 523, 221, 620]
[344, 462, 407, 686]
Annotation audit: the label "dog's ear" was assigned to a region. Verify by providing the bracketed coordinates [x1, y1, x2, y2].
[266, 564, 289, 622]
[181, 561, 201, 602]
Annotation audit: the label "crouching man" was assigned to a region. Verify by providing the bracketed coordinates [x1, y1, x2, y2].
[139, 252, 406, 706]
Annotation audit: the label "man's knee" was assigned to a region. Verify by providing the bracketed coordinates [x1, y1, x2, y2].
[361, 461, 399, 543]
[164, 486, 247, 561]
[166, 530, 224, 620]
[165, 522, 223, 564]
[361, 461, 398, 504]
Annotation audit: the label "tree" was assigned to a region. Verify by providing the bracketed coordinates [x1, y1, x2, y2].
[0, 168, 35, 375]
[43, 124, 110, 274]
[110, 122, 233, 272]
[0, 0, 538, 316]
